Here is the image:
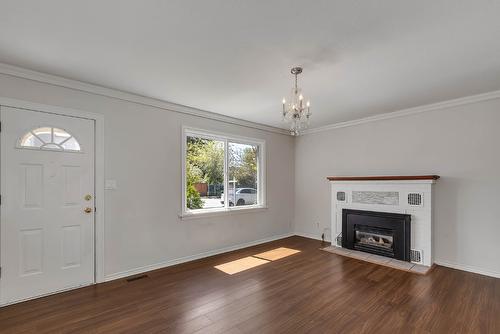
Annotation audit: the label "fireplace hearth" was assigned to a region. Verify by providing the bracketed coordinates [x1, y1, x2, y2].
[342, 209, 411, 261]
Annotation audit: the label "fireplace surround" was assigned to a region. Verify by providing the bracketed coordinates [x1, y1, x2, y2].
[329, 175, 438, 267]
[342, 209, 411, 261]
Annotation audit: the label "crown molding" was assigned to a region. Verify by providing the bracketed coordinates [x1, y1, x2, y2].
[302, 89, 500, 135]
[3, 62, 499, 137]
[0, 62, 290, 136]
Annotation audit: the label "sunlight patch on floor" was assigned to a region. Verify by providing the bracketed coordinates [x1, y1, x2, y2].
[214, 247, 301, 275]
[214, 256, 270, 275]
[254, 247, 301, 261]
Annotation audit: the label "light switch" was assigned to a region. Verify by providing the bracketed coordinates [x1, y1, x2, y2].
[105, 179, 117, 190]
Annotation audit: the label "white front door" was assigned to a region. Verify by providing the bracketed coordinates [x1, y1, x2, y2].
[0, 106, 95, 305]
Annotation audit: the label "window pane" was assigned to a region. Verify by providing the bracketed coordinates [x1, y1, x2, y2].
[32, 127, 52, 143]
[53, 128, 72, 144]
[61, 137, 81, 151]
[20, 132, 44, 148]
[228, 142, 258, 206]
[42, 143, 62, 150]
[19, 127, 82, 152]
[186, 136, 225, 210]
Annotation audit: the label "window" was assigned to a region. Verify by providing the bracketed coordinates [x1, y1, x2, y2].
[18, 127, 81, 152]
[183, 128, 265, 216]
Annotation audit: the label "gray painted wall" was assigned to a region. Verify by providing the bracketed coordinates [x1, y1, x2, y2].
[1, 71, 499, 278]
[0, 73, 295, 279]
[294, 98, 500, 276]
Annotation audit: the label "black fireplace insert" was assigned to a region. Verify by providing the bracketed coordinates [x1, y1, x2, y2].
[342, 209, 411, 261]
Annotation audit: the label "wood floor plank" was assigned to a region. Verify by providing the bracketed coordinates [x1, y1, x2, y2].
[0, 236, 498, 333]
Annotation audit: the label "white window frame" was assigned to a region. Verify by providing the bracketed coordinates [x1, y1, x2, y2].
[181, 126, 266, 219]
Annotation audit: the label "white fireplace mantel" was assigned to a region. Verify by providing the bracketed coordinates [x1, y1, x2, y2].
[328, 175, 439, 267]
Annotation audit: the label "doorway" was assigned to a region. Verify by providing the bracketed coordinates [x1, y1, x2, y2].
[0, 105, 101, 305]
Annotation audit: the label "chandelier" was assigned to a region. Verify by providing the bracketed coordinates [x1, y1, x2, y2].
[281, 66, 311, 136]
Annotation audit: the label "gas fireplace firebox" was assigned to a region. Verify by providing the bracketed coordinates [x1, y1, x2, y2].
[342, 209, 411, 261]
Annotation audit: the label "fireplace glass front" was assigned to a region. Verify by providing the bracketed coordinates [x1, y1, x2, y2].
[342, 209, 411, 261]
[354, 225, 394, 258]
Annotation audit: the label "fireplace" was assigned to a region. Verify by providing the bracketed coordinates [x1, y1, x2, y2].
[342, 209, 411, 261]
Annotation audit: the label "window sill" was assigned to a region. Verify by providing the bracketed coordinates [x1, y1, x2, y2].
[179, 205, 268, 221]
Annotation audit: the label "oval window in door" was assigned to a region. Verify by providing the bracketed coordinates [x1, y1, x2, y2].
[18, 127, 81, 152]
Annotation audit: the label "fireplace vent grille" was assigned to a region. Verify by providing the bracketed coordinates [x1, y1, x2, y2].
[408, 193, 423, 206]
[410, 249, 423, 264]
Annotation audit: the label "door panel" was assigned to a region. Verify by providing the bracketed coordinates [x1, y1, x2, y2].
[62, 225, 82, 268]
[63, 165, 81, 205]
[1, 106, 95, 304]
[20, 164, 44, 208]
[19, 228, 44, 276]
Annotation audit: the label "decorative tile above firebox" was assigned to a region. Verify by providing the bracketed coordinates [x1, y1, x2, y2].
[352, 191, 399, 205]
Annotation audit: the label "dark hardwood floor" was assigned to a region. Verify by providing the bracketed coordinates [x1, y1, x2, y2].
[1, 236, 499, 333]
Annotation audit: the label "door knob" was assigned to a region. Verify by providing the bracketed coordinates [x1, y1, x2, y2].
[84, 207, 93, 214]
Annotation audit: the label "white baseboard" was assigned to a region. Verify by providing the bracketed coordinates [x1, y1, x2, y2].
[434, 260, 500, 279]
[105, 233, 500, 281]
[295, 233, 500, 278]
[295, 232, 500, 279]
[294, 231, 331, 242]
[104, 232, 294, 282]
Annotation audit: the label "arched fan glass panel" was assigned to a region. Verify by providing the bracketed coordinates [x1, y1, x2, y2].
[19, 127, 81, 152]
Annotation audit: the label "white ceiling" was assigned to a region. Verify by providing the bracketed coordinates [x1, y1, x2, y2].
[1, 0, 499, 129]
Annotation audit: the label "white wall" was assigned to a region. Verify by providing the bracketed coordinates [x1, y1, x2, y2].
[2, 70, 499, 279]
[0, 73, 295, 279]
[294, 98, 500, 276]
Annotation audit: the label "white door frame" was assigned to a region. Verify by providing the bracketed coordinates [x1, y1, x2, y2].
[0, 97, 105, 286]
